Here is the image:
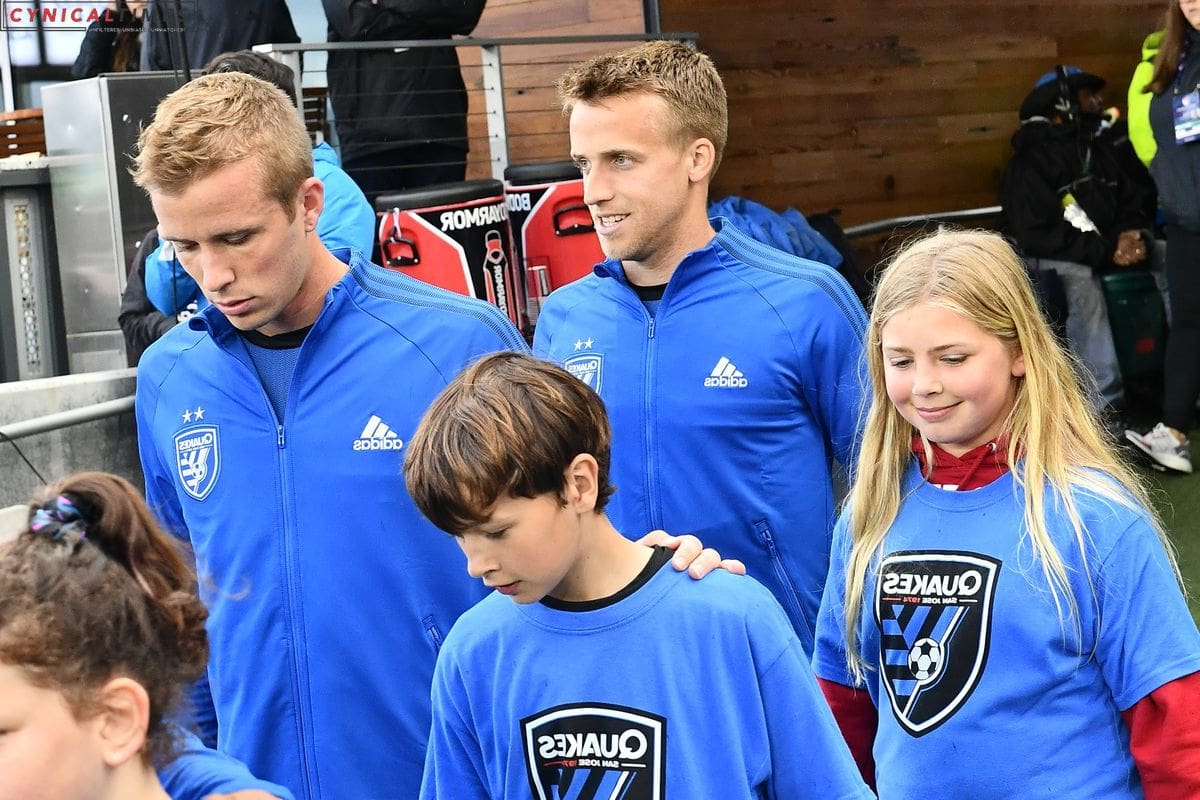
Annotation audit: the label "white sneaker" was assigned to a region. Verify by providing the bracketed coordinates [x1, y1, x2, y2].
[1125, 424, 1193, 474]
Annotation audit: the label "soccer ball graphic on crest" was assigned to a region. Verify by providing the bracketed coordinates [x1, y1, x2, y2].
[908, 638, 943, 681]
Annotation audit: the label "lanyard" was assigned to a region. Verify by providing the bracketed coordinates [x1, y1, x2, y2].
[1177, 37, 1194, 95]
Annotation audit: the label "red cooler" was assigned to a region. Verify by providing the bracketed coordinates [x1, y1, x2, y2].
[376, 179, 524, 329]
[504, 161, 604, 326]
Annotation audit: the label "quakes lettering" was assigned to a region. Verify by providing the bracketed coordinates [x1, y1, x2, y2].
[174, 424, 221, 501]
[879, 568, 985, 602]
[175, 431, 215, 449]
[564, 352, 603, 392]
[439, 203, 507, 231]
[522, 703, 665, 800]
[536, 729, 648, 761]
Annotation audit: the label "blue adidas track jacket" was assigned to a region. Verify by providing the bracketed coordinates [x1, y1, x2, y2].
[136, 250, 526, 800]
[533, 220, 867, 652]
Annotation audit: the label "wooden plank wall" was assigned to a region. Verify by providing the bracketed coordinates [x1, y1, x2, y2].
[658, 0, 1166, 232]
[462, 0, 646, 177]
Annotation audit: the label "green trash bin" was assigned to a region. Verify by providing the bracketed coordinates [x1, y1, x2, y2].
[1101, 271, 1166, 380]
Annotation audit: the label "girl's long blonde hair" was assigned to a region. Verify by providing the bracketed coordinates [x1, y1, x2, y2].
[843, 230, 1177, 681]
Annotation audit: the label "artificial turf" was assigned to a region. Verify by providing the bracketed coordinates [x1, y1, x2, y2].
[1146, 438, 1200, 621]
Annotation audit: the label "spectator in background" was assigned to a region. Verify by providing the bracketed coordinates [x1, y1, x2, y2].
[321, 0, 486, 203]
[117, 228, 182, 366]
[1124, 0, 1200, 474]
[72, 0, 146, 78]
[142, 50, 376, 322]
[999, 66, 1156, 414]
[140, 0, 297, 73]
[1128, 30, 1166, 167]
[1097, 109, 1161, 229]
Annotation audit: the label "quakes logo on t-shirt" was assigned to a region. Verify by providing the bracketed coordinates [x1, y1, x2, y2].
[521, 703, 666, 800]
[875, 550, 1001, 737]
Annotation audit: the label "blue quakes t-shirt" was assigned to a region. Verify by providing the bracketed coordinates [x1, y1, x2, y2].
[421, 566, 872, 800]
[813, 464, 1200, 799]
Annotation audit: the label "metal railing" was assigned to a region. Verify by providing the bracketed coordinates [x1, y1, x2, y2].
[843, 206, 1003, 239]
[255, 33, 699, 182]
[0, 196, 1002, 443]
[0, 396, 134, 442]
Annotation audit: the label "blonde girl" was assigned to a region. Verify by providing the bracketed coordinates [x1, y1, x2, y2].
[812, 230, 1200, 799]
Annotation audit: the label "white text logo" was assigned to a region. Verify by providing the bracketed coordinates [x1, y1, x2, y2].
[439, 203, 506, 231]
[353, 415, 404, 451]
[703, 356, 748, 388]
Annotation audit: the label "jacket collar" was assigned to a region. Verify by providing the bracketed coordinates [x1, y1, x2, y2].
[592, 216, 733, 292]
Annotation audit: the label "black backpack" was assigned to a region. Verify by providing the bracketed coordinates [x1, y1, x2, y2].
[804, 209, 872, 305]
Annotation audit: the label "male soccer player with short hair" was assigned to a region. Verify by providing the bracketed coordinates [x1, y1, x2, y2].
[534, 41, 868, 654]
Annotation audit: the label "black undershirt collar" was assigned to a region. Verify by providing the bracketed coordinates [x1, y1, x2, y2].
[238, 324, 312, 350]
[540, 546, 673, 612]
[630, 282, 667, 302]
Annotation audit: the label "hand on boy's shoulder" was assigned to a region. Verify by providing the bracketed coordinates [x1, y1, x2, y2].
[637, 530, 747, 579]
[204, 793, 285, 800]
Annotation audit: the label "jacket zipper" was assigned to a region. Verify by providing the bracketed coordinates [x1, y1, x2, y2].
[611, 264, 677, 533]
[643, 313, 662, 531]
[755, 520, 813, 646]
[274, 417, 317, 797]
[274, 357, 321, 799]
[423, 615, 444, 652]
[216, 331, 316, 798]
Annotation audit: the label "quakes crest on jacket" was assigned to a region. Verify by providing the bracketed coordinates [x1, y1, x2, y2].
[173, 424, 220, 501]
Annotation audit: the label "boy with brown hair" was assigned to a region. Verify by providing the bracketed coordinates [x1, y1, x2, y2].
[405, 352, 871, 800]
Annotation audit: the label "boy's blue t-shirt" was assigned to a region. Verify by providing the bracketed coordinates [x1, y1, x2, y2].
[420, 559, 872, 800]
[813, 465, 1200, 799]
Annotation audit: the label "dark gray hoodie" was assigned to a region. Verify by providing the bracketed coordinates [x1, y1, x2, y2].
[1149, 27, 1200, 231]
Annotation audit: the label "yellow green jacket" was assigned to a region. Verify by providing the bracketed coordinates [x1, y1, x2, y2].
[1128, 30, 1163, 165]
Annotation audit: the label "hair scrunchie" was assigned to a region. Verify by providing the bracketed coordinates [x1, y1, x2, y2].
[29, 494, 88, 540]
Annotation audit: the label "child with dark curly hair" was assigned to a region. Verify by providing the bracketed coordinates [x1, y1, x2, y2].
[0, 472, 292, 800]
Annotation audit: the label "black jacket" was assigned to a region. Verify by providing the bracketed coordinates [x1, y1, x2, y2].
[118, 229, 175, 367]
[322, 0, 486, 162]
[140, 0, 298, 72]
[71, 6, 142, 78]
[1148, 28, 1200, 232]
[999, 119, 1153, 271]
